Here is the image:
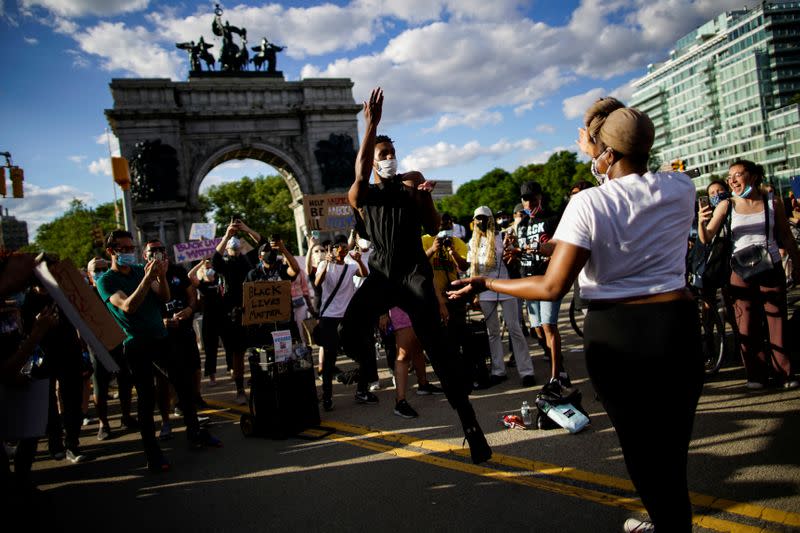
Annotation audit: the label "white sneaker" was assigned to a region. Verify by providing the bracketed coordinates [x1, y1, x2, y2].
[623, 518, 655, 532]
[746, 381, 765, 390]
[368, 381, 381, 392]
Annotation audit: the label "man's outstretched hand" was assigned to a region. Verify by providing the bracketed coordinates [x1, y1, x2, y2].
[363, 87, 383, 126]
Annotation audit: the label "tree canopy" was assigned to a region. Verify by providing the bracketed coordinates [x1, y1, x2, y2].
[437, 151, 593, 222]
[200, 174, 298, 253]
[23, 199, 122, 268]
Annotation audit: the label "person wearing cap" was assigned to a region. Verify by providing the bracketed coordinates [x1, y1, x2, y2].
[451, 98, 702, 533]
[343, 87, 491, 465]
[212, 219, 266, 405]
[468, 206, 534, 387]
[513, 179, 571, 387]
[86, 256, 137, 440]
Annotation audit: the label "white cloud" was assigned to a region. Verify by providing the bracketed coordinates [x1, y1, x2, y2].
[562, 88, 606, 120]
[401, 138, 539, 171]
[24, 36, 38, 44]
[88, 158, 110, 176]
[95, 131, 120, 156]
[11, 183, 94, 238]
[68, 155, 86, 164]
[536, 124, 556, 134]
[522, 145, 572, 165]
[514, 103, 534, 117]
[74, 22, 183, 78]
[425, 110, 503, 133]
[20, 0, 149, 18]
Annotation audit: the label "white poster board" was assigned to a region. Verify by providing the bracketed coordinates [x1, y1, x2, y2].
[189, 222, 217, 240]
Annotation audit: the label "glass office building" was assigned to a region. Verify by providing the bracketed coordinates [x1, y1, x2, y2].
[631, 1, 800, 191]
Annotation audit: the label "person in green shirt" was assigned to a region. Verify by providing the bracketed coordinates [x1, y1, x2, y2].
[96, 230, 221, 473]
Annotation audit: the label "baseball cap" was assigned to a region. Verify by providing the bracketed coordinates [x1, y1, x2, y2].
[473, 206, 493, 218]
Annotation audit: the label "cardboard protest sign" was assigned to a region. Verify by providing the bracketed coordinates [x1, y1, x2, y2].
[303, 193, 355, 232]
[34, 260, 123, 372]
[189, 222, 217, 240]
[242, 280, 291, 325]
[173, 237, 223, 263]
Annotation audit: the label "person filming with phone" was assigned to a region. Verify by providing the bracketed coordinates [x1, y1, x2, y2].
[96, 230, 221, 473]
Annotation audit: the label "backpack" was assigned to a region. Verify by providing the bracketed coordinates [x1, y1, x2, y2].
[688, 202, 732, 290]
[533, 381, 590, 431]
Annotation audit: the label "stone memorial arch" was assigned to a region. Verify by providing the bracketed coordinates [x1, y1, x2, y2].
[105, 77, 361, 251]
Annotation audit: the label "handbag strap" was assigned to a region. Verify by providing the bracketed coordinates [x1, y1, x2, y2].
[319, 263, 350, 317]
[762, 194, 773, 245]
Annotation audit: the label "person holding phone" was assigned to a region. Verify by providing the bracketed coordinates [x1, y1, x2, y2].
[212, 219, 265, 405]
[97, 230, 221, 473]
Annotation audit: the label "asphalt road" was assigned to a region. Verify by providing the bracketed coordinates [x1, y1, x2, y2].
[21, 302, 800, 532]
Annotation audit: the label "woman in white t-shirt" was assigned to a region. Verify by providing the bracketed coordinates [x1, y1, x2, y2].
[450, 99, 702, 533]
[467, 206, 535, 386]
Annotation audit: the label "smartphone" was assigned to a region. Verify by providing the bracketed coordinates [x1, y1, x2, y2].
[154, 252, 164, 261]
[311, 230, 320, 240]
[270, 233, 281, 242]
[698, 196, 710, 209]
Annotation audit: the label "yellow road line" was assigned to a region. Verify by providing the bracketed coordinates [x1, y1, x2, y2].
[207, 400, 792, 531]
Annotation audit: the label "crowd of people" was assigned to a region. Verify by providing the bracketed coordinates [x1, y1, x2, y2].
[2, 88, 800, 532]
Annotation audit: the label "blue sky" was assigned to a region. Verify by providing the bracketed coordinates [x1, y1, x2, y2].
[0, 0, 747, 236]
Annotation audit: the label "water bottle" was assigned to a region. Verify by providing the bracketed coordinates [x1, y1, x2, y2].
[521, 400, 532, 426]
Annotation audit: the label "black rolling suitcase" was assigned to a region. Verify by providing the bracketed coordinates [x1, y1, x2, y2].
[240, 346, 321, 439]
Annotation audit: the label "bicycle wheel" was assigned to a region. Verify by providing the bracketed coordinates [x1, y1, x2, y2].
[698, 299, 725, 375]
[569, 297, 584, 338]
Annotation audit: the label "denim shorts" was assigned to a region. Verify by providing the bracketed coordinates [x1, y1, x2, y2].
[526, 298, 563, 327]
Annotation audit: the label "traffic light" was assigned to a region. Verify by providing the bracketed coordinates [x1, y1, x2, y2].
[0, 167, 6, 197]
[111, 157, 131, 190]
[9, 166, 23, 198]
[671, 159, 685, 172]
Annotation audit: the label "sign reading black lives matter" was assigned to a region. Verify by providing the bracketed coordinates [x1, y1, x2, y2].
[242, 280, 292, 325]
[303, 193, 355, 232]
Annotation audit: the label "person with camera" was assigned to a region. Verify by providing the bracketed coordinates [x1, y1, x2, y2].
[315, 235, 367, 412]
[245, 236, 302, 344]
[468, 206, 535, 388]
[450, 99, 703, 532]
[143, 240, 207, 441]
[212, 219, 266, 405]
[343, 87, 491, 464]
[699, 160, 800, 389]
[97, 230, 221, 473]
[188, 258, 228, 386]
[86, 257, 137, 441]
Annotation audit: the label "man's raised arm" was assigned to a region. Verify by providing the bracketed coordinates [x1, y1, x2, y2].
[350, 87, 383, 210]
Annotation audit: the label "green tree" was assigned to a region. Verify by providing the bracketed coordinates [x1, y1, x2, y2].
[201, 174, 297, 253]
[24, 199, 122, 267]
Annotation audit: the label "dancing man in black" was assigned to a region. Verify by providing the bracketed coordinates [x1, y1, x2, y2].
[341, 87, 491, 463]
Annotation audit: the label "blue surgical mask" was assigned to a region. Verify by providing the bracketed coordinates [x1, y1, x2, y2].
[734, 185, 752, 199]
[116, 252, 138, 267]
[709, 192, 730, 207]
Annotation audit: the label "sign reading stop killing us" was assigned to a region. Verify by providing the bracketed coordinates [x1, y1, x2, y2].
[303, 193, 355, 232]
[242, 280, 292, 325]
[173, 237, 223, 263]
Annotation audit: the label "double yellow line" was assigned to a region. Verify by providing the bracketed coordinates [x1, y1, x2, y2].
[205, 402, 798, 532]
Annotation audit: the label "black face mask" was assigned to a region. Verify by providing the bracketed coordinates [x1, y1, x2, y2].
[262, 250, 278, 266]
[476, 220, 489, 233]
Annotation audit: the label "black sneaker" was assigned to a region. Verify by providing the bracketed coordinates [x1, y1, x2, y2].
[521, 374, 537, 388]
[489, 374, 508, 386]
[416, 382, 444, 395]
[121, 416, 140, 431]
[354, 391, 379, 404]
[463, 424, 492, 464]
[393, 399, 418, 419]
[322, 398, 334, 412]
[189, 428, 223, 449]
[146, 451, 170, 473]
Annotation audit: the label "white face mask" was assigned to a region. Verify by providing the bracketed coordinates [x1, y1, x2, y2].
[376, 159, 398, 179]
[590, 148, 612, 185]
[357, 238, 370, 250]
